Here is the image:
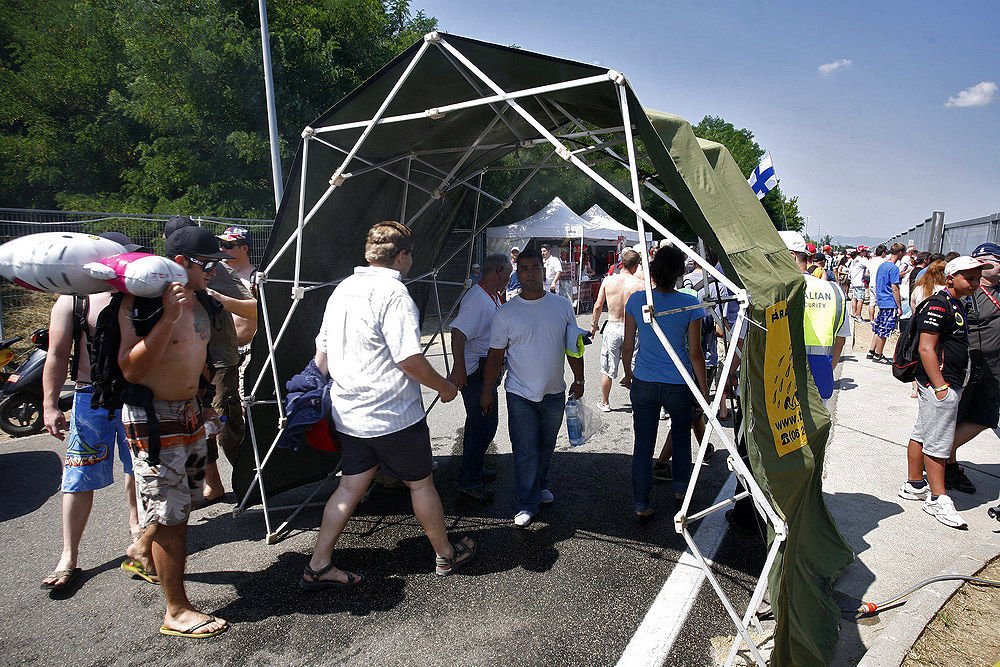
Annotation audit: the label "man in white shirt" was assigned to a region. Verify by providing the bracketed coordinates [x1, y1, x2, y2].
[449, 253, 511, 501]
[848, 249, 868, 321]
[541, 244, 562, 293]
[481, 249, 585, 528]
[302, 221, 476, 588]
[866, 245, 888, 322]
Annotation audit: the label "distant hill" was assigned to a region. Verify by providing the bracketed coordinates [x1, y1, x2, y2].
[828, 234, 887, 248]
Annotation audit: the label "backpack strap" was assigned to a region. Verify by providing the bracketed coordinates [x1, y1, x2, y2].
[70, 295, 90, 382]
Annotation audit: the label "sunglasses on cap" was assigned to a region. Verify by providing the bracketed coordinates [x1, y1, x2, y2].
[186, 256, 219, 272]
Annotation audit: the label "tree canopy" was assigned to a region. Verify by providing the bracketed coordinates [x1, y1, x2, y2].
[0, 0, 435, 218]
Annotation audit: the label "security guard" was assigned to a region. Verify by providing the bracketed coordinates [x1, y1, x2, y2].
[780, 232, 851, 402]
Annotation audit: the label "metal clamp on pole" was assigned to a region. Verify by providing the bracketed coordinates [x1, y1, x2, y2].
[641, 303, 654, 324]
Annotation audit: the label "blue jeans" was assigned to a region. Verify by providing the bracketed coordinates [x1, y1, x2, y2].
[506, 391, 565, 514]
[457, 365, 500, 489]
[630, 378, 694, 511]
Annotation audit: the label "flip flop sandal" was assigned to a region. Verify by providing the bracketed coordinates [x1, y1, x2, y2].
[121, 558, 160, 585]
[435, 537, 477, 576]
[298, 563, 364, 591]
[159, 616, 229, 639]
[40, 567, 82, 591]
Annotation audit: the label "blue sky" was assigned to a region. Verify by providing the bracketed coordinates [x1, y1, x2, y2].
[413, 0, 999, 240]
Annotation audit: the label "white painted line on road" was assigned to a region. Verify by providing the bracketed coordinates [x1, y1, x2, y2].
[617, 474, 738, 667]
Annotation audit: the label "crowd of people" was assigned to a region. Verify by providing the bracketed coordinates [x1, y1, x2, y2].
[32, 217, 998, 640]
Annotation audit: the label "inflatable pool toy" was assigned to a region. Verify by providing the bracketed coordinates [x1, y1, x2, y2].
[0, 232, 126, 293]
[83, 252, 188, 297]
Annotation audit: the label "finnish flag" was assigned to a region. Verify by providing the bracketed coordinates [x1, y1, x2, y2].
[748, 153, 777, 200]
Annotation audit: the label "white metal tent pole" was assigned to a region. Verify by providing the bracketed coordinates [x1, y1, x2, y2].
[292, 135, 309, 294]
[400, 157, 411, 225]
[257, 0, 283, 211]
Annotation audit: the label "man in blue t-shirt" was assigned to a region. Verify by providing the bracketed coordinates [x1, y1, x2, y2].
[868, 243, 905, 364]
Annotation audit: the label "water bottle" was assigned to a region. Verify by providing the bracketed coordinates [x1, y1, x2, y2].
[565, 398, 584, 447]
[204, 415, 226, 437]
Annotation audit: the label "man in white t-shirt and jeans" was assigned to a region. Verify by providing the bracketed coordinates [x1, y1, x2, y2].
[302, 221, 476, 588]
[449, 253, 511, 501]
[848, 249, 868, 321]
[541, 244, 563, 294]
[481, 248, 585, 528]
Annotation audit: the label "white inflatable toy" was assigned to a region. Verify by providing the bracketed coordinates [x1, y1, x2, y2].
[0, 232, 126, 294]
[83, 252, 188, 297]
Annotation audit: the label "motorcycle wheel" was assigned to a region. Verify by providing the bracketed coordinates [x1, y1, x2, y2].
[0, 394, 44, 437]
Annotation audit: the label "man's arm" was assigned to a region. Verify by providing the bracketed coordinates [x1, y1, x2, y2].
[832, 336, 846, 369]
[398, 353, 457, 402]
[620, 312, 637, 388]
[206, 288, 258, 320]
[917, 331, 949, 397]
[449, 328, 468, 390]
[42, 296, 74, 439]
[590, 280, 608, 336]
[479, 347, 506, 414]
[118, 285, 186, 384]
[892, 283, 901, 314]
[314, 350, 328, 376]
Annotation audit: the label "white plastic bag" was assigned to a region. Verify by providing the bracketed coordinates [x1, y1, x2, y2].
[577, 399, 604, 445]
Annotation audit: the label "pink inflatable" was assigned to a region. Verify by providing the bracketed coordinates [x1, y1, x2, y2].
[83, 252, 188, 297]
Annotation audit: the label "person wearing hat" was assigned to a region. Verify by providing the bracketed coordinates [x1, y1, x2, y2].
[945, 242, 1000, 496]
[898, 254, 993, 529]
[116, 224, 230, 636]
[217, 226, 258, 386]
[779, 231, 850, 404]
[39, 232, 147, 592]
[163, 216, 256, 505]
[469, 263, 482, 284]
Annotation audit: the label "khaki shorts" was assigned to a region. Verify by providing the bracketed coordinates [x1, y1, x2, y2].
[123, 399, 207, 527]
[600, 321, 626, 379]
[910, 384, 963, 459]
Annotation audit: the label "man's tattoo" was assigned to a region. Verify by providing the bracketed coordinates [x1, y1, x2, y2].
[194, 308, 210, 341]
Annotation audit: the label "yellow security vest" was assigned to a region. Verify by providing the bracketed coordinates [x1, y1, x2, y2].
[802, 274, 847, 356]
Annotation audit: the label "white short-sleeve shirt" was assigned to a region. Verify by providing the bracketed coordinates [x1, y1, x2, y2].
[489, 292, 576, 401]
[315, 266, 424, 437]
[543, 255, 562, 290]
[449, 285, 502, 374]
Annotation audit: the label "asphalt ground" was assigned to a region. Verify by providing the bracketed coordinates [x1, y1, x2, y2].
[0, 315, 768, 667]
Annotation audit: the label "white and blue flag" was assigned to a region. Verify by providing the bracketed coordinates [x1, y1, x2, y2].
[748, 153, 777, 200]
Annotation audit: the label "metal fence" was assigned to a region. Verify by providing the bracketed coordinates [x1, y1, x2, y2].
[886, 211, 999, 255]
[0, 208, 272, 342]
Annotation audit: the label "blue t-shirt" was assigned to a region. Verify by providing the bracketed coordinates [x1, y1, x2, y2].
[875, 262, 901, 309]
[625, 289, 704, 384]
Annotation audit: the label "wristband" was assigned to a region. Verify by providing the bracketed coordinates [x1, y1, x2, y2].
[933, 384, 950, 392]
[572, 380, 584, 386]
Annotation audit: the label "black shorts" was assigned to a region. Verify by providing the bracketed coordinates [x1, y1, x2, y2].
[337, 418, 433, 481]
[958, 372, 1000, 429]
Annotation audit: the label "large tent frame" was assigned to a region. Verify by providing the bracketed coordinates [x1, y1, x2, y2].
[237, 32, 787, 665]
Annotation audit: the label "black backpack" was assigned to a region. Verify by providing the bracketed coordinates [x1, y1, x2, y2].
[892, 298, 933, 382]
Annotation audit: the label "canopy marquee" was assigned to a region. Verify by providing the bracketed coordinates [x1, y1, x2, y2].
[238, 32, 852, 666]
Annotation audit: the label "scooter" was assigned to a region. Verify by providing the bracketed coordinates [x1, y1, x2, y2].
[0, 328, 72, 437]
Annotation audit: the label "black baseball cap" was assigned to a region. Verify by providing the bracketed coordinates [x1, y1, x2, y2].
[165, 226, 232, 260]
[163, 215, 197, 239]
[99, 231, 146, 253]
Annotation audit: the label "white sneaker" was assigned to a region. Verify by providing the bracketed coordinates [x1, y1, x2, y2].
[898, 480, 930, 501]
[540, 489, 554, 504]
[923, 494, 968, 529]
[598, 402, 611, 413]
[513, 511, 534, 528]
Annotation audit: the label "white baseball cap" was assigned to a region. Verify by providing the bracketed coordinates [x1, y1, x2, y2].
[945, 255, 993, 276]
[778, 231, 808, 253]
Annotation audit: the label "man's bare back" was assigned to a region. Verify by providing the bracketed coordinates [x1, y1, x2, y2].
[592, 269, 643, 334]
[118, 286, 210, 401]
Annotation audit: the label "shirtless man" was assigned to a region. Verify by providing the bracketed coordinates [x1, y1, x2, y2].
[118, 225, 229, 638]
[40, 231, 143, 591]
[590, 249, 643, 411]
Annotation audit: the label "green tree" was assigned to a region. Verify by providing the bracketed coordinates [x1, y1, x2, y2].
[692, 115, 803, 232]
[0, 0, 437, 217]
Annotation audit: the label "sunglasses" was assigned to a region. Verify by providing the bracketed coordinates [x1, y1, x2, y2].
[220, 241, 237, 249]
[186, 256, 219, 272]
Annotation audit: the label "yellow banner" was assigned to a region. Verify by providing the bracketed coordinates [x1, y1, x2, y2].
[764, 301, 808, 456]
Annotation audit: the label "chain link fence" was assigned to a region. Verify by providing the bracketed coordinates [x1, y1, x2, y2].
[0, 208, 272, 343]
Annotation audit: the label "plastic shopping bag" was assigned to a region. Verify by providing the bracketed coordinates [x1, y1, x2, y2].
[577, 399, 604, 445]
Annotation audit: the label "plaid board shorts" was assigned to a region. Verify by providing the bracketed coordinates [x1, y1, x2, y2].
[871, 307, 898, 339]
[122, 399, 207, 527]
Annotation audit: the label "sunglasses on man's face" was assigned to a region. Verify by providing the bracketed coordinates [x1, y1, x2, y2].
[220, 241, 237, 249]
[186, 256, 219, 272]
